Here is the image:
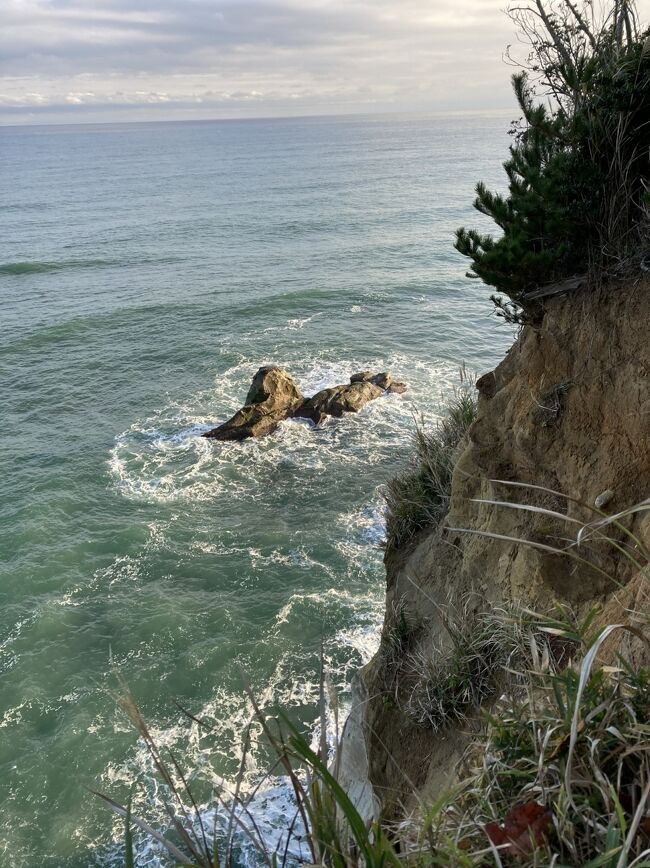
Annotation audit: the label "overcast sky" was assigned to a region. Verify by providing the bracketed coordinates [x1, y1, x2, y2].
[2, 0, 649, 126]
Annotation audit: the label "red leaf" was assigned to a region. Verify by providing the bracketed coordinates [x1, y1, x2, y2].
[484, 802, 552, 855]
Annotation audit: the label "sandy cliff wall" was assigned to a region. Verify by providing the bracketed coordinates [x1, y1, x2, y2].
[360, 278, 650, 819]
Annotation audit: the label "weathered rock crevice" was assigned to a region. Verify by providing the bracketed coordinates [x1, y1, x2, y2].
[355, 278, 650, 821]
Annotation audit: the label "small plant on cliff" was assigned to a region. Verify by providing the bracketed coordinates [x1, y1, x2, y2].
[385, 385, 476, 551]
[423, 614, 650, 865]
[405, 603, 540, 732]
[456, 0, 650, 321]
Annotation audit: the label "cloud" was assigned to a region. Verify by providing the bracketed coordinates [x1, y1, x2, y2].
[4, 0, 646, 124]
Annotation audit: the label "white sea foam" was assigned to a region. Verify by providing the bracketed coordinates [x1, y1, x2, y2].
[108, 353, 452, 504]
[263, 313, 319, 334]
[96, 611, 380, 867]
[94, 353, 471, 865]
[92, 523, 384, 867]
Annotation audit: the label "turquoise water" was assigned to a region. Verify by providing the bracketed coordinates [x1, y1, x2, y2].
[1, 114, 513, 866]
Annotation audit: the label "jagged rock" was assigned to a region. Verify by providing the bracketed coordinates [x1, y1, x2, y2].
[202, 405, 279, 440]
[203, 365, 407, 440]
[244, 365, 303, 409]
[294, 381, 384, 425]
[202, 366, 303, 441]
[350, 371, 408, 393]
[350, 371, 375, 383]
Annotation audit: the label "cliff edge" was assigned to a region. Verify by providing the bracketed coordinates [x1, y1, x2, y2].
[360, 278, 650, 820]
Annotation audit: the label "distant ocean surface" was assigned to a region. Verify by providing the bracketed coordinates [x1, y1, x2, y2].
[0, 113, 513, 866]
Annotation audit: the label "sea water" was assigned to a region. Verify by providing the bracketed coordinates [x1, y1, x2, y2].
[0, 113, 513, 866]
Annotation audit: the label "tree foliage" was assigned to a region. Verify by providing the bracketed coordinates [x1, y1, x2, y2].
[456, 1, 650, 320]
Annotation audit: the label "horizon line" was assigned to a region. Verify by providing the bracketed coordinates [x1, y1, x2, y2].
[0, 105, 516, 131]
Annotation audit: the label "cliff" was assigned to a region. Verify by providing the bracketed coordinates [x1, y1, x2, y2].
[359, 277, 650, 820]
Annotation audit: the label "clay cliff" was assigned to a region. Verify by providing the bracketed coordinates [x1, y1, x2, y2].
[358, 277, 650, 820]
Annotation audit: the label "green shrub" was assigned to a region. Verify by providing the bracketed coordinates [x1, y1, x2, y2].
[405, 605, 534, 732]
[456, 1, 650, 320]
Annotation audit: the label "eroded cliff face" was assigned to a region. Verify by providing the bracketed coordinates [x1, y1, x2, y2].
[361, 278, 650, 819]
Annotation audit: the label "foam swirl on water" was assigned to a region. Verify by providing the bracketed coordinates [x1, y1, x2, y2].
[92, 356, 466, 865]
[108, 356, 455, 503]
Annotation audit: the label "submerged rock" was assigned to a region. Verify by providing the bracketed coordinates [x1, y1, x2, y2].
[202, 366, 407, 440]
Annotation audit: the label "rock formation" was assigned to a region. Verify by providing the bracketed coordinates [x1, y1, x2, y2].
[202, 366, 304, 441]
[202, 366, 407, 441]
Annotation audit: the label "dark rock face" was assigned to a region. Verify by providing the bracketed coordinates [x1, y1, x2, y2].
[203, 366, 303, 441]
[293, 381, 384, 425]
[202, 366, 407, 441]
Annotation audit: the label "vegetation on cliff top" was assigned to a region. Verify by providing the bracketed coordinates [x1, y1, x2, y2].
[455, 0, 650, 321]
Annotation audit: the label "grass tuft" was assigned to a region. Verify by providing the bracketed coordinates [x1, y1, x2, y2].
[385, 385, 477, 551]
[423, 621, 650, 865]
[405, 603, 539, 732]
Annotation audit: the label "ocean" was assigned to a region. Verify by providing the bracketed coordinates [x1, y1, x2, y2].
[1, 113, 513, 866]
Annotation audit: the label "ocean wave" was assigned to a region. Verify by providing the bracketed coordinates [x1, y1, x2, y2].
[88, 484, 386, 866]
[263, 313, 319, 333]
[94, 590, 381, 867]
[0, 259, 114, 275]
[0, 255, 188, 276]
[90, 354, 468, 864]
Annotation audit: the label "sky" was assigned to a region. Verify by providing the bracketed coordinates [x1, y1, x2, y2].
[2, 0, 649, 126]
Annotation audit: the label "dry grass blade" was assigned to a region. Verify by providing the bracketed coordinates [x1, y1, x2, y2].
[114, 686, 210, 863]
[318, 640, 328, 766]
[92, 790, 190, 864]
[470, 493, 650, 581]
[239, 672, 316, 864]
[167, 749, 212, 861]
[577, 498, 650, 545]
[489, 479, 594, 511]
[470, 497, 584, 526]
[445, 525, 620, 586]
[225, 722, 252, 865]
[618, 777, 650, 868]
